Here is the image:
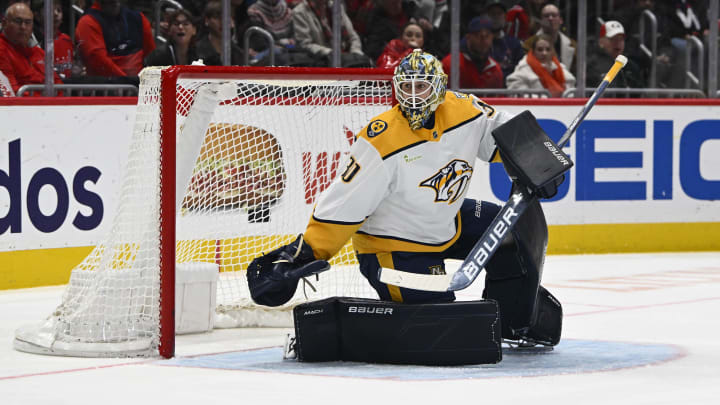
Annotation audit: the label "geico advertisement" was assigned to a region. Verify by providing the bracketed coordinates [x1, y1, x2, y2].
[484, 104, 720, 225]
[0, 105, 135, 251]
[1, 102, 718, 252]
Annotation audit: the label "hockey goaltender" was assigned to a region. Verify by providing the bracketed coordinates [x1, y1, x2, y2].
[247, 50, 564, 366]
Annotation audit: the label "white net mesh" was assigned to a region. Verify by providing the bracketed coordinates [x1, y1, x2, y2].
[14, 66, 393, 357]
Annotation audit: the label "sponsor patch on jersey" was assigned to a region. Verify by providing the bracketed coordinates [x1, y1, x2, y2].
[367, 120, 388, 137]
[420, 159, 474, 204]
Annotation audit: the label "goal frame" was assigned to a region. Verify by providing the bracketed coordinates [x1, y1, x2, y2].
[157, 66, 394, 358]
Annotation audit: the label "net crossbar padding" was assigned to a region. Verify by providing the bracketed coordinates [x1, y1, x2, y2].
[14, 66, 394, 358]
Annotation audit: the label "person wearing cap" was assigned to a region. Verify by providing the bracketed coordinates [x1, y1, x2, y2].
[587, 20, 645, 91]
[483, 0, 524, 86]
[441, 16, 503, 89]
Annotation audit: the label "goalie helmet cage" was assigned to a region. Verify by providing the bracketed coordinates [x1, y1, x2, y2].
[14, 65, 394, 359]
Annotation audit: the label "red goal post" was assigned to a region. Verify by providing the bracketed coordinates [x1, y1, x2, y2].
[14, 66, 395, 359]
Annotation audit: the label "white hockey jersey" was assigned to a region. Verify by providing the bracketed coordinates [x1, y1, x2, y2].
[304, 91, 513, 260]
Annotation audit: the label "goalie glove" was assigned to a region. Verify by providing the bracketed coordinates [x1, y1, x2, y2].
[247, 234, 330, 307]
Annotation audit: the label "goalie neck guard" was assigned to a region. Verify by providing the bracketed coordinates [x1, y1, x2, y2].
[393, 49, 448, 130]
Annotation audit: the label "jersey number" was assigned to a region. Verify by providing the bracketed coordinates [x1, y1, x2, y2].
[341, 156, 360, 182]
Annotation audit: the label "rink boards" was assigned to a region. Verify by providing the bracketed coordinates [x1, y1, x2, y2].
[0, 97, 718, 289]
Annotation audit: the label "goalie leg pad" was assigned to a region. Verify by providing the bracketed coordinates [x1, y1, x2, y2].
[525, 285, 563, 346]
[483, 189, 549, 338]
[292, 297, 502, 365]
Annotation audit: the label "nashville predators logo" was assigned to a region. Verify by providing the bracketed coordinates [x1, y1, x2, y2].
[420, 159, 473, 204]
[367, 120, 388, 137]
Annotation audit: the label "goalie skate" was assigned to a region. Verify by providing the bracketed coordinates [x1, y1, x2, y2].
[502, 335, 555, 352]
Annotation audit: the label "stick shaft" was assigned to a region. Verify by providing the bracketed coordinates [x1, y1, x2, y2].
[558, 56, 627, 148]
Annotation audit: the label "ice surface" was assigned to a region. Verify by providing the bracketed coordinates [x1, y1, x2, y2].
[1, 252, 719, 405]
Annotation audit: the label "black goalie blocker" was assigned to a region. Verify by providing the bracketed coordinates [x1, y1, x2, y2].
[491, 110, 573, 199]
[247, 235, 330, 307]
[291, 297, 502, 366]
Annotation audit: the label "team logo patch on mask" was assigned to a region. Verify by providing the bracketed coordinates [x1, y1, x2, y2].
[367, 120, 388, 137]
[420, 159, 473, 204]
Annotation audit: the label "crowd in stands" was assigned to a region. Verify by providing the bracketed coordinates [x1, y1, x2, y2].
[0, 0, 718, 97]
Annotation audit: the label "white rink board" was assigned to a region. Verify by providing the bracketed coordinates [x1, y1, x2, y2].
[1, 101, 718, 251]
[0, 105, 135, 251]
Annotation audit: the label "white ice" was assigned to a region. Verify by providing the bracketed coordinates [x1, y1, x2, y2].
[1, 252, 719, 405]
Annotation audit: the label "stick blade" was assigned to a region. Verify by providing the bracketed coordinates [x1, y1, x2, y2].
[447, 269, 474, 291]
[378, 268, 452, 292]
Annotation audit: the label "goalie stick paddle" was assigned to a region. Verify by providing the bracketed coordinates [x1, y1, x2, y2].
[379, 55, 628, 292]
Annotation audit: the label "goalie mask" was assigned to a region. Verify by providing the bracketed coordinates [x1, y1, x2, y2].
[393, 49, 448, 130]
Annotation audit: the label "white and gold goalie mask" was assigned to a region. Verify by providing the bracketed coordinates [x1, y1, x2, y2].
[393, 49, 448, 130]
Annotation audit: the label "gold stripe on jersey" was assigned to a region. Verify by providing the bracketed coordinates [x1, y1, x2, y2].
[376, 252, 403, 302]
[356, 92, 490, 159]
[351, 211, 463, 254]
[490, 148, 502, 163]
[304, 215, 364, 260]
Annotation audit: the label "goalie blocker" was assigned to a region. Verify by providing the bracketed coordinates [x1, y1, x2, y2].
[290, 297, 502, 365]
[491, 110, 573, 199]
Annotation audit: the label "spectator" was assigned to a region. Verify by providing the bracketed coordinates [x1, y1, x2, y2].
[0, 69, 14, 96]
[0, 2, 62, 94]
[612, 0, 673, 87]
[231, 0, 251, 48]
[346, 0, 373, 36]
[662, 0, 708, 40]
[459, 0, 486, 35]
[505, 0, 545, 41]
[586, 20, 645, 91]
[145, 9, 198, 66]
[75, 0, 156, 77]
[246, 0, 314, 66]
[441, 16, 503, 89]
[483, 0, 524, 86]
[411, 0, 433, 22]
[363, 0, 419, 61]
[156, 3, 179, 41]
[507, 34, 575, 97]
[524, 3, 575, 72]
[375, 20, 423, 69]
[31, 0, 73, 79]
[656, 0, 709, 88]
[292, 0, 371, 67]
[195, 0, 244, 66]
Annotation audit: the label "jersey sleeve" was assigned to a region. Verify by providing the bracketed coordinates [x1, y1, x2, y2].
[470, 96, 514, 162]
[303, 137, 391, 260]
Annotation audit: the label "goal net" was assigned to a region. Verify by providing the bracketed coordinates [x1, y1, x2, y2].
[14, 66, 394, 358]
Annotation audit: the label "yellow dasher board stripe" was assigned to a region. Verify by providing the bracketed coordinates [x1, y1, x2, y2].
[2, 223, 718, 290]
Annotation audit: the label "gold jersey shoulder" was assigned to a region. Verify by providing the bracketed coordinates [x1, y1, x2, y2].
[356, 92, 496, 159]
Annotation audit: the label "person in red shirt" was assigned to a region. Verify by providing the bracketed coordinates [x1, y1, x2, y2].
[375, 21, 424, 69]
[441, 16, 503, 89]
[32, 1, 74, 79]
[74, 0, 155, 77]
[0, 2, 62, 95]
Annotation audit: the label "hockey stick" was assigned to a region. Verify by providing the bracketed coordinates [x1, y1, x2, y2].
[379, 55, 628, 292]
